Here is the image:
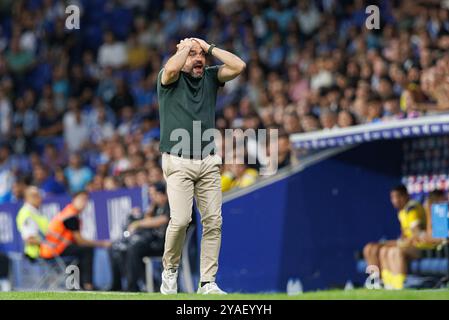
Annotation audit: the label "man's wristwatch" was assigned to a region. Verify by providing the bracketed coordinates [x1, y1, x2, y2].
[208, 44, 216, 55]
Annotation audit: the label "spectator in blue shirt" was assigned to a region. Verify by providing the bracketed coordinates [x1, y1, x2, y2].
[12, 97, 39, 138]
[0, 144, 15, 204]
[64, 154, 94, 194]
[141, 112, 160, 146]
[264, 0, 293, 32]
[33, 164, 66, 196]
[133, 77, 156, 114]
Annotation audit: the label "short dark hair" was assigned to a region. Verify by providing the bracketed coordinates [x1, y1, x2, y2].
[153, 182, 166, 194]
[277, 128, 289, 139]
[368, 93, 382, 104]
[391, 184, 408, 197]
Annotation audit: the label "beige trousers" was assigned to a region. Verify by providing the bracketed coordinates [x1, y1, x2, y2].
[161, 152, 223, 282]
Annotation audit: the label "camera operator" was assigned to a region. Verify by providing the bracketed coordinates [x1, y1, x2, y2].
[110, 182, 169, 291]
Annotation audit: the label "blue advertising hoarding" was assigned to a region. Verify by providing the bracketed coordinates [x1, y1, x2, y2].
[0, 187, 144, 253]
[432, 203, 449, 239]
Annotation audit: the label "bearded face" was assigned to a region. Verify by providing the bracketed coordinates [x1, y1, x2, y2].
[183, 42, 206, 78]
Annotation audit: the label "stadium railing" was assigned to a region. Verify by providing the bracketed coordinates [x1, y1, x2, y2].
[290, 113, 449, 151]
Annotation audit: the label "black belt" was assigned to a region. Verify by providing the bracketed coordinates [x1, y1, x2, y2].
[166, 151, 215, 160]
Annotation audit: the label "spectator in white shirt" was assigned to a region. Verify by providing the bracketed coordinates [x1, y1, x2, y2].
[0, 145, 15, 204]
[297, 0, 321, 36]
[63, 98, 89, 152]
[111, 144, 131, 176]
[320, 109, 338, 130]
[97, 31, 127, 69]
[89, 105, 115, 145]
[179, 0, 203, 32]
[0, 88, 11, 139]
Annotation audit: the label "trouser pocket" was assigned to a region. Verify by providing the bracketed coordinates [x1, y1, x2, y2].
[162, 153, 172, 177]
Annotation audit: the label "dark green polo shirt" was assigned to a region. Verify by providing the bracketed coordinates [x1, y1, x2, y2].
[157, 65, 223, 157]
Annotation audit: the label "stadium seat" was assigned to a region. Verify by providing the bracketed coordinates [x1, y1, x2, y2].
[356, 259, 367, 274]
[142, 256, 162, 293]
[32, 256, 79, 291]
[26, 62, 52, 93]
[106, 8, 133, 41]
[404, 275, 438, 289]
[25, 0, 42, 11]
[81, 0, 108, 23]
[8, 252, 78, 291]
[0, 253, 11, 291]
[409, 260, 420, 274]
[83, 25, 104, 51]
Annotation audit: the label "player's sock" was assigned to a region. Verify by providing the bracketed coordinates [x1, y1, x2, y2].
[391, 273, 406, 290]
[200, 281, 210, 288]
[381, 269, 392, 287]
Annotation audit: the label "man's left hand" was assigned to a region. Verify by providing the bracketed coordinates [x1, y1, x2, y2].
[192, 38, 211, 53]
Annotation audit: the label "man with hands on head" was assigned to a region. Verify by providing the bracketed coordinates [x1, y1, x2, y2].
[161, 37, 246, 84]
[157, 37, 245, 294]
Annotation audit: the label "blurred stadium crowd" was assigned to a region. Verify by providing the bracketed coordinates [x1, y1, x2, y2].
[1, 0, 449, 204]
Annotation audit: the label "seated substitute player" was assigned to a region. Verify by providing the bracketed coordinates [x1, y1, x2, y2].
[379, 189, 447, 289]
[377, 185, 428, 289]
[363, 185, 428, 287]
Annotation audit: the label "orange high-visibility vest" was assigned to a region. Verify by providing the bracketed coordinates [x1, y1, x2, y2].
[40, 204, 80, 259]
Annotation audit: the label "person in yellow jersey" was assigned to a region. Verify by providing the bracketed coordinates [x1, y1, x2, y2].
[16, 186, 49, 260]
[379, 185, 428, 290]
[220, 165, 234, 192]
[221, 162, 258, 192]
[232, 164, 258, 189]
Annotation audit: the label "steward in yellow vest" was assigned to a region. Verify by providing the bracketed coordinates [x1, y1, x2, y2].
[16, 186, 49, 260]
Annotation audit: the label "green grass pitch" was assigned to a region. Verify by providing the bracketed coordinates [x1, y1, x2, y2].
[1, 289, 449, 300]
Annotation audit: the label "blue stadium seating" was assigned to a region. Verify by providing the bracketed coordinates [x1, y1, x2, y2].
[27, 62, 52, 93]
[357, 258, 448, 276]
[25, 0, 43, 11]
[83, 25, 104, 51]
[106, 7, 133, 41]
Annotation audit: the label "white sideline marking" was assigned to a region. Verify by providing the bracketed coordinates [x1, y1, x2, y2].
[40, 291, 141, 295]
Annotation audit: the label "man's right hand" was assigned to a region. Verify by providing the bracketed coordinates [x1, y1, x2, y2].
[162, 38, 194, 85]
[99, 240, 112, 248]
